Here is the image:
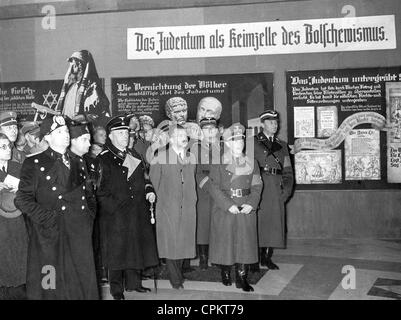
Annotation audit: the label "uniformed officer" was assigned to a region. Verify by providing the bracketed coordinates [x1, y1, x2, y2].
[0, 111, 25, 164]
[15, 115, 98, 300]
[193, 117, 222, 270]
[199, 123, 263, 292]
[97, 115, 159, 300]
[253, 110, 294, 270]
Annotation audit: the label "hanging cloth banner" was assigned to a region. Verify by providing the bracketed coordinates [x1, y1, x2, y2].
[291, 112, 388, 154]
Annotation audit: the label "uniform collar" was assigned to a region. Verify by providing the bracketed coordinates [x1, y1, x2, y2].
[106, 142, 127, 160]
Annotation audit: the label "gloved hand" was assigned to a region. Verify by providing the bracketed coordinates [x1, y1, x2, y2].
[228, 205, 240, 215]
[240, 204, 253, 214]
[146, 192, 156, 203]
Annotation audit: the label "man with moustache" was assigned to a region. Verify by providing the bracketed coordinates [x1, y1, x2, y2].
[15, 115, 98, 300]
[97, 116, 159, 300]
[253, 110, 294, 270]
[196, 96, 223, 123]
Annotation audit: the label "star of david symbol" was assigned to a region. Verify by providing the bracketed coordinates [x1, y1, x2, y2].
[42, 90, 58, 110]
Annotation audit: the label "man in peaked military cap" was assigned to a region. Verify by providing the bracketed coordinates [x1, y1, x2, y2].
[97, 115, 159, 300]
[15, 115, 98, 300]
[0, 111, 25, 164]
[253, 109, 294, 270]
[199, 123, 262, 292]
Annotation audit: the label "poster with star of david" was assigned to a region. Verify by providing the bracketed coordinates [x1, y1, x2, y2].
[0, 80, 63, 121]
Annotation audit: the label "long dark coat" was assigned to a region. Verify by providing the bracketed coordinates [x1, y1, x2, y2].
[97, 143, 158, 271]
[200, 153, 263, 265]
[15, 148, 98, 300]
[253, 133, 294, 248]
[194, 141, 221, 245]
[0, 160, 28, 288]
[149, 147, 197, 260]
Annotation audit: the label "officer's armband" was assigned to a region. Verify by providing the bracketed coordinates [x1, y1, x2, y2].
[199, 176, 209, 189]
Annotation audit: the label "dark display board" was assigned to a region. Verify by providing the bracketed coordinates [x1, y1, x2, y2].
[287, 66, 401, 190]
[111, 73, 274, 128]
[0, 80, 63, 122]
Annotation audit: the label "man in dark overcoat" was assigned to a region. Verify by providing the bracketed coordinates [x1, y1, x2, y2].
[15, 115, 98, 300]
[253, 110, 294, 270]
[97, 115, 158, 300]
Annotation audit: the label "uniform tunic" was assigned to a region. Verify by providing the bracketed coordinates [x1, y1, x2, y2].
[97, 144, 159, 271]
[149, 148, 197, 260]
[200, 153, 263, 265]
[194, 140, 221, 245]
[253, 133, 294, 248]
[15, 148, 98, 300]
[0, 161, 28, 288]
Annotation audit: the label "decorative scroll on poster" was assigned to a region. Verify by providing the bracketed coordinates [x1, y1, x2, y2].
[287, 67, 401, 190]
[111, 73, 274, 128]
[0, 80, 63, 121]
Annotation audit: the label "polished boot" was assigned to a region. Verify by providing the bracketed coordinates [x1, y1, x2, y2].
[235, 264, 254, 292]
[220, 265, 232, 286]
[260, 247, 268, 267]
[198, 245, 209, 270]
[266, 247, 279, 270]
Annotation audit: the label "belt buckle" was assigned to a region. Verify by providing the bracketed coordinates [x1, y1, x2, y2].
[231, 188, 242, 197]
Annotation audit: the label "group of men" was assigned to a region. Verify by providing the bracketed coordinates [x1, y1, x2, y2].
[0, 93, 294, 300]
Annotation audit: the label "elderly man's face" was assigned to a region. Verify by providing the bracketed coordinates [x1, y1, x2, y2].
[197, 100, 222, 123]
[70, 58, 84, 75]
[109, 129, 129, 150]
[170, 104, 188, 124]
[0, 138, 12, 161]
[169, 128, 188, 149]
[0, 124, 18, 143]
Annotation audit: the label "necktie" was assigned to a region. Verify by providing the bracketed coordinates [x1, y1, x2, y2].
[62, 154, 70, 169]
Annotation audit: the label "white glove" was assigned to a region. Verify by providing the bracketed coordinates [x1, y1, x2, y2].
[228, 205, 240, 215]
[240, 204, 253, 214]
[146, 192, 156, 203]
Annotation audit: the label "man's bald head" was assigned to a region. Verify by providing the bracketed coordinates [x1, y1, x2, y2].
[196, 97, 222, 123]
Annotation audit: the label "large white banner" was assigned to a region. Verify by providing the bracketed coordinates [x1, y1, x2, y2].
[127, 15, 396, 60]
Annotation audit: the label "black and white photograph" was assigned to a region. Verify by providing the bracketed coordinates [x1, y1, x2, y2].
[0, 0, 400, 311]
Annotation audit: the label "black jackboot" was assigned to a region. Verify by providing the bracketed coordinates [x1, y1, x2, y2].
[182, 259, 195, 273]
[235, 264, 254, 292]
[266, 247, 279, 270]
[198, 245, 209, 270]
[220, 265, 232, 286]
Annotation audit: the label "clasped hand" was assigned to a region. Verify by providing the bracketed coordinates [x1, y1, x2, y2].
[228, 204, 253, 215]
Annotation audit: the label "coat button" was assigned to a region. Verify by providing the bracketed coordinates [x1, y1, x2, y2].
[61, 206, 66, 211]
[58, 195, 62, 199]
[82, 196, 85, 200]
[46, 176, 51, 180]
[82, 186, 86, 190]
[34, 159, 39, 163]
[81, 205, 85, 210]
[80, 159, 83, 162]
[52, 187, 56, 191]
[40, 167, 45, 171]
[131, 196, 134, 199]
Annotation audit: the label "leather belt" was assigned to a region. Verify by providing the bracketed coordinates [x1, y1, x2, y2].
[260, 167, 282, 175]
[225, 188, 251, 198]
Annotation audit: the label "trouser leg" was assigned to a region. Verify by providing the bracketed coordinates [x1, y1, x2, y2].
[124, 269, 142, 290]
[166, 259, 184, 289]
[108, 270, 124, 296]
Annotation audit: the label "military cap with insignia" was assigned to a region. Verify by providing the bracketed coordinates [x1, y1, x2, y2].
[106, 115, 130, 133]
[21, 121, 40, 136]
[260, 109, 279, 122]
[0, 111, 18, 127]
[199, 117, 218, 128]
[69, 121, 90, 140]
[40, 115, 67, 139]
[222, 122, 246, 141]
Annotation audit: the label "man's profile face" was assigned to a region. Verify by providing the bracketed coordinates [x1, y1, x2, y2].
[45, 125, 70, 150]
[70, 58, 83, 75]
[263, 119, 278, 136]
[94, 128, 107, 145]
[0, 138, 12, 161]
[71, 133, 91, 156]
[197, 98, 222, 123]
[109, 129, 129, 150]
[170, 104, 188, 125]
[0, 124, 18, 143]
